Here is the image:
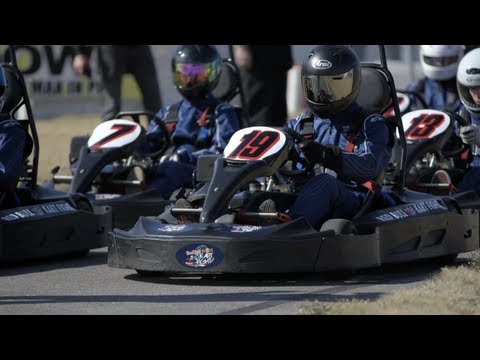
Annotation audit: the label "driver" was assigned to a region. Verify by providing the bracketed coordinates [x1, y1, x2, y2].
[142, 45, 240, 200]
[261, 45, 393, 230]
[0, 67, 30, 193]
[454, 48, 480, 193]
[406, 45, 464, 112]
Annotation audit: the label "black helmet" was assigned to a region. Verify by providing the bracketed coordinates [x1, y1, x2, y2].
[301, 45, 361, 118]
[172, 45, 222, 102]
[0, 66, 6, 113]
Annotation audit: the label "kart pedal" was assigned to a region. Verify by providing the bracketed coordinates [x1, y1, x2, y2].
[174, 198, 194, 224]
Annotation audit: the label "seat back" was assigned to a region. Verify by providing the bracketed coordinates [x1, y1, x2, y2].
[1, 64, 24, 115]
[211, 58, 249, 127]
[211, 59, 241, 103]
[353, 66, 399, 218]
[356, 66, 391, 113]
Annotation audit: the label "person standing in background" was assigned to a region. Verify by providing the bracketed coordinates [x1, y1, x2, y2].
[233, 45, 292, 127]
[406, 45, 464, 112]
[72, 45, 162, 121]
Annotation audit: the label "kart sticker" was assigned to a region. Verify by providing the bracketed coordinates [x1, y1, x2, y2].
[158, 225, 188, 232]
[176, 244, 224, 269]
[224, 126, 286, 161]
[382, 92, 411, 118]
[400, 110, 451, 140]
[94, 193, 122, 200]
[375, 200, 447, 222]
[88, 119, 141, 149]
[0, 201, 76, 222]
[230, 225, 263, 233]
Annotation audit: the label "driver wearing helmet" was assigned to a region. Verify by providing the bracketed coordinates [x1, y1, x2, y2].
[142, 45, 240, 200]
[265, 45, 393, 230]
[0, 66, 30, 201]
[454, 48, 480, 193]
[406, 45, 464, 112]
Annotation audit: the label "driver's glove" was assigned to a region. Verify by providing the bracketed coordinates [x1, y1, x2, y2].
[160, 149, 190, 164]
[298, 140, 343, 172]
[460, 125, 480, 146]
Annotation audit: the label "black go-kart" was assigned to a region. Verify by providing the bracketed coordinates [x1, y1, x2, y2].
[382, 89, 472, 196]
[48, 54, 248, 230]
[108, 46, 480, 275]
[0, 45, 112, 263]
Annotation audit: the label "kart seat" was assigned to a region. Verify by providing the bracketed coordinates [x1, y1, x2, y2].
[212, 59, 242, 104]
[356, 66, 391, 113]
[353, 66, 399, 218]
[211, 58, 247, 127]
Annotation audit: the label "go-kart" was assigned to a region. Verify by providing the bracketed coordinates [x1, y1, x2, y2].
[48, 56, 247, 230]
[0, 45, 112, 263]
[107, 46, 480, 275]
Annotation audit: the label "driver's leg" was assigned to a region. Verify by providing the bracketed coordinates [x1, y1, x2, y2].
[287, 173, 363, 229]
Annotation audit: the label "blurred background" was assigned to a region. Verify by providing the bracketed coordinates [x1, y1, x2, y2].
[0, 45, 424, 182]
[0, 45, 422, 120]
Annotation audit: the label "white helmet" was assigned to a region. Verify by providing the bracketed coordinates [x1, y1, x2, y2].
[457, 48, 480, 116]
[420, 45, 464, 81]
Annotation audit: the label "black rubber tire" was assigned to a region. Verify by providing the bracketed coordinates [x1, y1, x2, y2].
[136, 270, 164, 277]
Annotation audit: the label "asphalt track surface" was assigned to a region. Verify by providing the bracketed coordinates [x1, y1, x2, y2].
[0, 248, 471, 315]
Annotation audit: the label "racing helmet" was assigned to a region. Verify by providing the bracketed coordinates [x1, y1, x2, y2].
[172, 45, 222, 102]
[457, 48, 480, 116]
[420, 45, 464, 81]
[301, 45, 361, 118]
[0, 66, 6, 113]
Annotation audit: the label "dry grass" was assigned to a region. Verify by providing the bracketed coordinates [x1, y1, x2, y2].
[35, 114, 100, 183]
[301, 252, 480, 315]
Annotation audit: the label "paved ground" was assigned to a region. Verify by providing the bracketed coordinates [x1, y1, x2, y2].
[0, 248, 469, 315]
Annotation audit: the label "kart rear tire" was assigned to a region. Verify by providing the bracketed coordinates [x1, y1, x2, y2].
[136, 270, 164, 277]
[320, 219, 357, 236]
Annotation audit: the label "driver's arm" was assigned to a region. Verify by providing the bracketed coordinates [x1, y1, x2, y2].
[139, 107, 168, 154]
[340, 115, 392, 184]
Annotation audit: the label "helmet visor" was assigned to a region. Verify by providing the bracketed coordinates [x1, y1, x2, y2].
[302, 69, 354, 105]
[423, 55, 458, 67]
[173, 61, 220, 91]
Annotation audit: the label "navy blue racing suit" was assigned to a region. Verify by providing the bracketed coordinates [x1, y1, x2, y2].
[0, 117, 29, 207]
[455, 108, 480, 194]
[285, 103, 392, 229]
[406, 78, 461, 112]
[142, 95, 239, 199]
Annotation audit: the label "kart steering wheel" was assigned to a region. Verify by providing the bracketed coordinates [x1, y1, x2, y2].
[279, 127, 315, 177]
[441, 112, 471, 158]
[115, 111, 171, 160]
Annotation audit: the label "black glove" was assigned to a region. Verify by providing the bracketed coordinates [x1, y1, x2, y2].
[298, 140, 343, 172]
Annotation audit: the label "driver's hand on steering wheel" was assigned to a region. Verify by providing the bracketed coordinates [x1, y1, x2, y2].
[298, 140, 343, 172]
[160, 150, 189, 164]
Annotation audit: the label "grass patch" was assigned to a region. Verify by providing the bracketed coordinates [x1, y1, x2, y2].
[35, 114, 100, 183]
[301, 252, 480, 315]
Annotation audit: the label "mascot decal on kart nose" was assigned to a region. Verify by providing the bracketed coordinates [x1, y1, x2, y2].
[176, 244, 224, 269]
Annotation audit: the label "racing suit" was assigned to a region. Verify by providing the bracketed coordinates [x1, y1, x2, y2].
[285, 103, 392, 229]
[142, 95, 239, 199]
[406, 78, 461, 112]
[0, 116, 30, 208]
[455, 108, 480, 193]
